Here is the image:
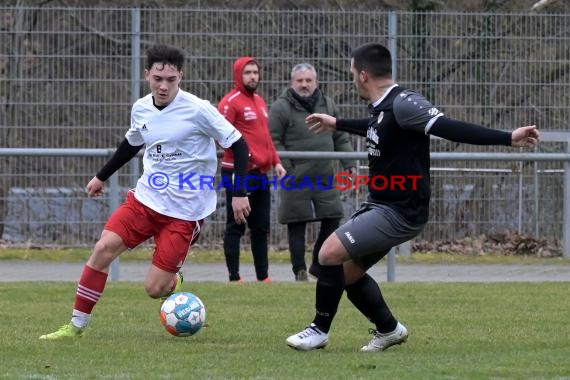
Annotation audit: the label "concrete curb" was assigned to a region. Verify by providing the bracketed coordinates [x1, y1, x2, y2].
[1, 261, 569, 283]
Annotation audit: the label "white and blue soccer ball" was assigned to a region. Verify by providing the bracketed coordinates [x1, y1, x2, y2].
[160, 292, 206, 337]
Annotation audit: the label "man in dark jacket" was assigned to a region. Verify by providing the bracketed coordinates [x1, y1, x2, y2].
[269, 63, 355, 281]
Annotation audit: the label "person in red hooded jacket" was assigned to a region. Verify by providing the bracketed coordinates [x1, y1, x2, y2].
[218, 57, 286, 283]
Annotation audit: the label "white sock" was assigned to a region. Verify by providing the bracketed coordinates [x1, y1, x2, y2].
[71, 309, 91, 329]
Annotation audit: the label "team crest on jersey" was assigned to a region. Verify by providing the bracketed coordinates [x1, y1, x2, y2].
[243, 107, 257, 121]
[377, 111, 384, 124]
[367, 128, 381, 157]
[367, 127, 379, 144]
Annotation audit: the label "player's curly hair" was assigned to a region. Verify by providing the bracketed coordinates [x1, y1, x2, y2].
[145, 44, 185, 72]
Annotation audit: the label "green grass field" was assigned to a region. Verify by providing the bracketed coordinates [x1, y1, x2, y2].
[0, 282, 568, 379]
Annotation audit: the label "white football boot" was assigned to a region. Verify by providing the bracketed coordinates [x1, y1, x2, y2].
[360, 322, 408, 352]
[286, 323, 329, 351]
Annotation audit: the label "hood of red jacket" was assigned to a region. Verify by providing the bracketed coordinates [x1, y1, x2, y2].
[233, 56, 260, 95]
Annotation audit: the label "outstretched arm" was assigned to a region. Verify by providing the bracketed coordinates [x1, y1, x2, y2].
[429, 117, 539, 148]
[306, 113, 368, 137]
[87, 138, 144, 197]
[511, 125, 539, 148]
[306, 113, 337, 133]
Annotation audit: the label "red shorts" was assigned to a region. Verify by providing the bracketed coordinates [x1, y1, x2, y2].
[105, 191, 203, 273]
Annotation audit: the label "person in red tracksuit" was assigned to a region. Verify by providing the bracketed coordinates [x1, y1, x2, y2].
[219, 56, 287, 283]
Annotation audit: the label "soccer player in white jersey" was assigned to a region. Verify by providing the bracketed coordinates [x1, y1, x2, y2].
[40, 44, 251, 340]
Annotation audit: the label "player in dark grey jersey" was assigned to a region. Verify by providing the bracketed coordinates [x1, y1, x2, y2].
[286, 42, 539, 352]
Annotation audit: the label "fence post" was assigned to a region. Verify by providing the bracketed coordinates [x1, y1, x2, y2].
[562, 139, 570, 257]
[518, 158, 523, 233]
[534, 158, 539, 238]
[387, 248, 396, 282]
[398, 240, 411, 257]
[387, 11, 399, 281]
[388, 11, 398, 84]
[109, 171, 120, 281]
[130, 7, 141, 186]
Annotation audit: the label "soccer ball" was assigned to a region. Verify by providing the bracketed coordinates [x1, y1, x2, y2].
[160, 292, 206, 337]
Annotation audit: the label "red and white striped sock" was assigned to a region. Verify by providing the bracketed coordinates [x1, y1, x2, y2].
[71, 265, 108, 328]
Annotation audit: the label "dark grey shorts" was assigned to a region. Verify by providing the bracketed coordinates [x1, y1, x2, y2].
[335, 202, 425, 270]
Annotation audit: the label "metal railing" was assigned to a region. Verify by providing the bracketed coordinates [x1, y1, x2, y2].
[2, 8, 568, 245]
[1, 144, 569, 282]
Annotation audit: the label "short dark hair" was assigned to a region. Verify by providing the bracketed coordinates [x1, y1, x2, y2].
[145, 44, 185, 71]
[351, 43, 392, 79]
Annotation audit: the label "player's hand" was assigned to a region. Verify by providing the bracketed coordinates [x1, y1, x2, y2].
[306, 113, 337, 134]
[274, 163, 287, 180]
[511, 125, 539, 148]
[232, 196, 251, 224]
[86, 176, 105, 197]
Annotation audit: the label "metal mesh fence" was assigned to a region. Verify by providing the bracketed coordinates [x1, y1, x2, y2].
[1, 7, 569, 248]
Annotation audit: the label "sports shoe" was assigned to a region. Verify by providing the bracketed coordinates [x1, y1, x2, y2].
[228, 277, 245, 284]
[295, 269, 308, 282]
[173, 271, 183, 292]
[161, 271, 183, 301]
[39, 323, 84, 340]
[258, 277, 273, 283]
[360, 322, 408, 352]
[286, 323, 329, 351]
[308, 263, 320, 278]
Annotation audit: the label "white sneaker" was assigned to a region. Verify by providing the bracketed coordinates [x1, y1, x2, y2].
[286, 323, 329, 351]
[360, 322, 408, 352]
